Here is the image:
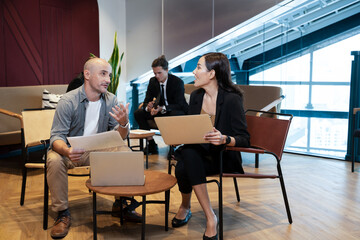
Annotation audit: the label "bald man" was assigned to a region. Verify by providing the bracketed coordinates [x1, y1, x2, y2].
[47, 58, 138, 239]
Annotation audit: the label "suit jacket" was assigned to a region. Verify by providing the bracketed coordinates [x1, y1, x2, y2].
[143, 74, 188, 113]
[189, 87, 250, 173]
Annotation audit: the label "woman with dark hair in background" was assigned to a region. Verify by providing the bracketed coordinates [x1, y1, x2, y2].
[172, 52, 250, 240]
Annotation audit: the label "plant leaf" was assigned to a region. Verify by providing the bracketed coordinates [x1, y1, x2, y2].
[88, 33, 123, 95]
[108, 33, 120, 94]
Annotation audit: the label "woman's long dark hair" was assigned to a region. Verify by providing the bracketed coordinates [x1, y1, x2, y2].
[203, 52, 243, 96]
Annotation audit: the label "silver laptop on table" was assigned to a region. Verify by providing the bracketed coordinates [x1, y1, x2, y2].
[89, 151, 145, 186]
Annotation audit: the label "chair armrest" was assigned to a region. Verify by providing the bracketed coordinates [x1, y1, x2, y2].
[0, 108, 23, 127]
[226, 146, 265, 154]
[353, 108, 360, 115]
[258, 95, 285, 116]
[223, 172, 278, 179]
[0, 108, 22, 120]
[25, 163, 45, 169]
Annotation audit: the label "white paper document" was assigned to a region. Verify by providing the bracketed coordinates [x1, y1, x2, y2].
[67, 131, 126, 151]
[130, 129, 153, 135]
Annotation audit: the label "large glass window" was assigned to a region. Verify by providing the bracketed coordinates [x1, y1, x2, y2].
[249, 33, 360, 159]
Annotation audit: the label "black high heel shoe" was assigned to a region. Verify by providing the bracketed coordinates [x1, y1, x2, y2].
[171, 210, 192, 228]
[203, 232, 218, 240]
[203, 222, 218, 240]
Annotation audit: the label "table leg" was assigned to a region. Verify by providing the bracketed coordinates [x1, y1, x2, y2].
[141, 196, 146, 240]
[165, 190, 170, 231]
[145, 139, 149, 169]
[139, 138, 144, 151]
[93, 192, 97, 240]
[120, 197, 124, 225]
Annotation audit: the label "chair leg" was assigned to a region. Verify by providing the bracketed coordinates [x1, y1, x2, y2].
[277, 164, 293, 224]
[167, 146, 174, 160]
[20, 148, 28, 206]
[119, 197, 124, 225]
[43, 168, 49, 230]
[167, 146, 174, 174]
[352, 136, 356, 172]
[167, 159, 172, 174]
[233, 177, 240, 202]
[20, 166, 27, 206]
[352, 150, 355, 173]
[255, 153, 259, 168]
[165, 190, 170, 231]
[168, 146, 176, 174]
[219, 177, 223, 240]
[139, 138, 144, 151]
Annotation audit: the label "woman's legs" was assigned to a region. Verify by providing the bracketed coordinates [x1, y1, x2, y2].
[174, 151, 193, 219]
[193, 183, 218, 237]
[174, 145, 218, 236]
[174, 183, 217, 236]
[174, 192, 192, 219]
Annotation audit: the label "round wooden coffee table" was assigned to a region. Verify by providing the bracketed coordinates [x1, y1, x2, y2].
[86, 170, 177, 240]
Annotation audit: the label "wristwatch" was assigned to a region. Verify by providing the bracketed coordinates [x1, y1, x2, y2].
[225, 135, 231, 145]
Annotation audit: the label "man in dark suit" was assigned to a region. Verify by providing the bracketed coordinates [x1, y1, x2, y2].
[134, 55, 188, 154]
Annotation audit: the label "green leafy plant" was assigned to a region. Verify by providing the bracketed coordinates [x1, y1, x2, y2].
[90, 32, 124, 95]
[108, 32, 124, 95]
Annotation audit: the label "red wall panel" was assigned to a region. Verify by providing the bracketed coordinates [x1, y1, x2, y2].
[0, 0, 99, 87]
[71, 0, 99, 74]
[0, 1, 6, 86]
[40, 3, 72, 85]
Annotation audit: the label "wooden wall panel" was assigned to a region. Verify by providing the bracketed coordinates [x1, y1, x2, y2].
[0, 0, 99, 87]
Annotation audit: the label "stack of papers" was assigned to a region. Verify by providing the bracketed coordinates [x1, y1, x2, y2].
[67, 131, 125, 151]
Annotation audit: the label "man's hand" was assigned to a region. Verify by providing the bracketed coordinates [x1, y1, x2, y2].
[110, 103, 130, 126]
[147, 101, 154, 111]
[150, 106, 162, 116]
[66, 147, 85, 162]
[52, 139, 85, 162]
[146, 97, 157, 112]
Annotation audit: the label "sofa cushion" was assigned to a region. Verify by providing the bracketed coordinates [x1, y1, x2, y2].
[42, 89, 63, 109]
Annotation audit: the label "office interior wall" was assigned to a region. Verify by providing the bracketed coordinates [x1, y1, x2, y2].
[125, 0, 162, 81]
[124, 0, 280, 81]
[213, 0, 281, 36]
[164, 0, 280, 59]
[98, 0, 127, 103]
[163, 0, 213, 60]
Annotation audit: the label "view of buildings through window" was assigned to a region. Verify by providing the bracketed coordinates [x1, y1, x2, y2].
[249, 33, 360, 159]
